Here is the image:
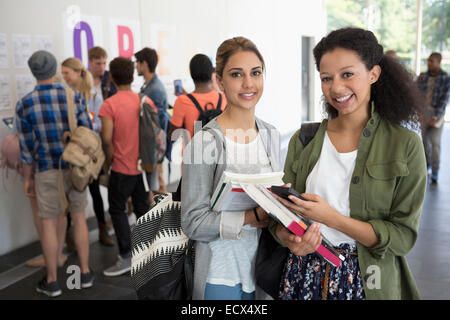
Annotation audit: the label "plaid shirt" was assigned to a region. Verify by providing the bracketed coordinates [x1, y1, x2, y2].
[15, 83, 92, 172]
[417, 69, 450, 119]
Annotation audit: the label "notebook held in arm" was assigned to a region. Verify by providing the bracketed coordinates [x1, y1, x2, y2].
[255, 122, 320, 300]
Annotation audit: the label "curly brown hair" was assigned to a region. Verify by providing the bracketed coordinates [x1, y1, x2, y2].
[313, 28, 424, 128]
[109, 57, 134, 86]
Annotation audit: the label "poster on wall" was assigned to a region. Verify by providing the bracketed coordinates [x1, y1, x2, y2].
[15, 74, 35, 101]
[62, 9, 104, 68]
[149, 24, 176, 83]
[35, 35, 53, 52]
[109, 19, 143, 92]
[12, 34, 32, 69]
[0, 33, 8, 69]
[109, 19, 141, 59]
[0, 75, 12, 111]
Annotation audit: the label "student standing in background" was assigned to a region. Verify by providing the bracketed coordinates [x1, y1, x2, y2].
[61, 57, 114, 247]
[16, 50, 94, 297]
[88, 46, 117, 100]
[135, 47, 169, 194]
[416, 52, 450, 184]
[169, 53, 226, 139]
[99, 57, 158, 277]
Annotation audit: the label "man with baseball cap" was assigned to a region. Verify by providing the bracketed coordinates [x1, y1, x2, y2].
[16, 50, 94, 297]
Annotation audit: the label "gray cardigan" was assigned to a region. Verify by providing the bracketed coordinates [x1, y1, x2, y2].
[181, 117, 281, 300]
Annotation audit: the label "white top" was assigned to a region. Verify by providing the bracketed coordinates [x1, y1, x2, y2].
[305, 132, 357, 246]
[93, 83, 102, 99]
[207, 133, 272, 293]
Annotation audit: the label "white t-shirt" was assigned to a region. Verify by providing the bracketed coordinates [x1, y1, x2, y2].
[206, 133, 272, 293]
[305, 132, 357, 246]
[93, 83, 102, 99]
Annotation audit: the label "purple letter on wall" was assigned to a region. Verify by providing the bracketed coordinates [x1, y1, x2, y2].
[73, 21, 94, 63]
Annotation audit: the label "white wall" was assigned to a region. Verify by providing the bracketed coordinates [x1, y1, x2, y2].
[0, 0, 327, 255]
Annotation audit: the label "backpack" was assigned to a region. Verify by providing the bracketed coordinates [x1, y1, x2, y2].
[138, 94, 166, 174]
[1, 133, 23, 190]
[131, 187, 195, 300]
[161, 109, 174, 162]
[186, 92, 223, 127]
[255, 122, 320, 300]
[58, 88, 105, 214]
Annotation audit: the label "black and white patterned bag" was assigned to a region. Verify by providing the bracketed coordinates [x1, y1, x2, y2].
[131, 192, 195, 300]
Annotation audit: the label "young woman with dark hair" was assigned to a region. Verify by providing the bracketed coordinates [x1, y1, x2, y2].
[269, 28, 427, 300]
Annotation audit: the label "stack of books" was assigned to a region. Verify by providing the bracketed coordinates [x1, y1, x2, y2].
[211, 171, 345, 268]
[210, 171, 284, 212]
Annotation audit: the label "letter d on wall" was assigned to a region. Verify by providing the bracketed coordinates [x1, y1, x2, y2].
[118, 26, 134, 58]
[73, 21, 94, 64]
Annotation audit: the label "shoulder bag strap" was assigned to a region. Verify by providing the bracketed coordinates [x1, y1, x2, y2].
[216, 92, 222, 110]
[65, 88, 77, 133]
[174, 125, 224, 202]
[138, 93, 146, 115]
[299, 122, 321, 147]
[186, 94, 204, 115]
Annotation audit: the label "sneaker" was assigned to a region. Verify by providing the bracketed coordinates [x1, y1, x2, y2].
[427, 165, 432, 174]
[36, 278, 62, 298]
[103, 255, 131, 277]
[81, 271, 95, 289]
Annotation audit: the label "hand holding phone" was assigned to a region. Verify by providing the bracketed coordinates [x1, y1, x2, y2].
[174, 79, 184, 96]
[270, 185, 307, 201]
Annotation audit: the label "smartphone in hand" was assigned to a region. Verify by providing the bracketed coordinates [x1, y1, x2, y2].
[174, 79, 183, 96]
[270, 185, 307, 201]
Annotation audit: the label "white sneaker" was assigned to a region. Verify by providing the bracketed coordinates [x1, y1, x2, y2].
[103, 255, 131, 277]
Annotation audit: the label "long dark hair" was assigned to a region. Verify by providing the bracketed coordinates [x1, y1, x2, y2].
[313, 28, 424, 127]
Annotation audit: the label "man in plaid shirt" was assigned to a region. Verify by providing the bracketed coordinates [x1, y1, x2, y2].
[417, 52, 450, 184]
[15, 50, 94, 297]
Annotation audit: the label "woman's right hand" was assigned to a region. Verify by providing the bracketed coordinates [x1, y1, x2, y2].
[275, 223, 322, 256]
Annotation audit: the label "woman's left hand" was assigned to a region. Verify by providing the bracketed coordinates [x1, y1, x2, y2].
[274, 192, 339, 227]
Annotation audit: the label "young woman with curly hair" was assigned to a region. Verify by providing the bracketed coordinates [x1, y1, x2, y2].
[269, 28, 427, 300]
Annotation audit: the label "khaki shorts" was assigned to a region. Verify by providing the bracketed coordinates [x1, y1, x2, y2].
[34, 169, 87, 219]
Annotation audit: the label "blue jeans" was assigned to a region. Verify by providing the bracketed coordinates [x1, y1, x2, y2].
[204, 283, 255, 300]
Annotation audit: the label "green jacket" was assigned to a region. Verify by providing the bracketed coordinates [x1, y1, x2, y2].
[270, 110, 427, 300]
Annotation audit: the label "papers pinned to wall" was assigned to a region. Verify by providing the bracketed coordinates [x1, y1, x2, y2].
[15, 74, 35, 101]
[12, 34, 32, 69]
[35, 35, 53, 52]
[0, 74, 12, 111]
[0, 33, 8, 69]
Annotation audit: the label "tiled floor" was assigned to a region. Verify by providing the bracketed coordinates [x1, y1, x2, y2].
[0, 125, 449, 300]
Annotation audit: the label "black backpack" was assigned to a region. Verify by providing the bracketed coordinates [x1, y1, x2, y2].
[186, 93, 223, 127]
